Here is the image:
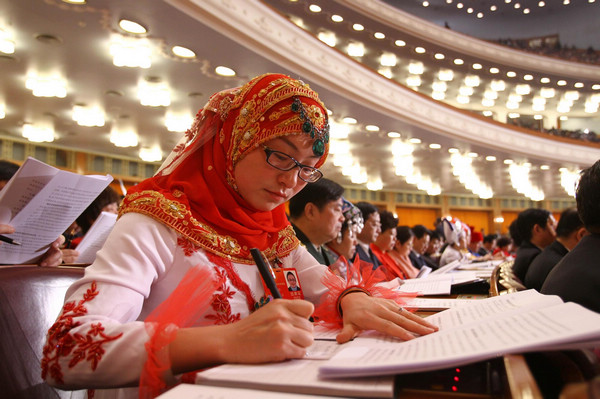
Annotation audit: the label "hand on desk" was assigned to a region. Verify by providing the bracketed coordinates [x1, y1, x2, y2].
[61, 249, 80, 264]
[337, 293, 439, 344]
[39, 235, 66, 267]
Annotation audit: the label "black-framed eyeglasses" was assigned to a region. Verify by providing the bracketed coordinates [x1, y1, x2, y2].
[262, 145, 323, 183]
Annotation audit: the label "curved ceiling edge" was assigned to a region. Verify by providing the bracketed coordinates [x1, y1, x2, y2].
[340, 0, 600, 81]
[166, 0, 599, 165]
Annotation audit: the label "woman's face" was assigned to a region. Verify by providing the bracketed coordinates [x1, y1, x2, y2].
[234, 134, 322, 211]
[397, 236, 414, 257]
[376, 227, 397, 252]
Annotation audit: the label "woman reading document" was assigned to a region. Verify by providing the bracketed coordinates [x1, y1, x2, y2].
[42, 74, 436, 398]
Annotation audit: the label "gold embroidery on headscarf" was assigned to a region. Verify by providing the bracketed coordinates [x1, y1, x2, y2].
[119, 190, 299, 264]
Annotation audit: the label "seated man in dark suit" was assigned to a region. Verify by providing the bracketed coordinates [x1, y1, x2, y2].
[524, 208, 586, 291]
[511, 208, 557, 282]
[288, 178, 344, 266]
[542, 160, 600, 313]
[354, 202, 382, 269]
[409, 225, 431, 270]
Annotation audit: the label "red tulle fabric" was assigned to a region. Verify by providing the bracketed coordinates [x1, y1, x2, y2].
[139, 265, 216, 399]
[313, 255, 417, 328]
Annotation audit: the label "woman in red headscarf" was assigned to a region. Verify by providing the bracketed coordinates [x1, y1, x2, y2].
[42, 74, 436, 398]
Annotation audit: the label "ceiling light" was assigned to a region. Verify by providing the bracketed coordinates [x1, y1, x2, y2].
[25, 75, 67, 98]
[387, 132, 401, 138]
[333, 153, 353, 167]
[564, 91, 579, 101]
[508, 112, 520, 118]
[585, 101, 599, 113]
[215, 66, 236, 76]
[366, 179, 383, 191]
[62, 0, 86, 3]
[523, 74, 533, 81]
[489, 67, 500, 74]
[172, 46, 195, 58]
[432, 91, 445, 100]
[118, 19, 147, 34]
[395, 39, 406, 47]
[165, 112, 194, 132]
[534, 114, 544, 120]
[504, 159, 513, 164]
[506, 71, 517, 77]
[477, 12, 484, 18]
[464, 75, 480, 87]
[472, 63, 482, 69]
[514, 3, 521, 9]
[380, 52, 397, 66]
[540, 87, 555, 98]
[72, 105, 105, 127]
[459, 86, 473, 96]
[593, 84, 600, 90]
[482, 98, 495, 107]
[110, 128, 138, 147]
[365, 125, 379, 132]
[0, 29, 15, 54]
[110, 35, 151, 68]
[559, 115, 569, 121]
[422, 1, 430, 6]
[408, 62, 424, 74]
[506, 101, 519, 109]
[491, 80, 506, 91]
[467, 7, 474, 13]
[540, 165, 550, 170]
[415, 46, 426, 54]
[140, 147, 162, 162]
[434, 53, 445, 60]
[557, 101, 571, 113]
[378, 67, 392, 79]
[331, 15, 343, 22]
[347, 41, 365, 57]
[342, 117, 357, 124]
[328, 139, 350, 154]
[138, 80, 170, 107]
[574, 82, 584, 88]
[468, 152, 478, 158]
[456, 2, 464, 8]
[432, 81, 447, 92]
[540, 77, 550, 83]
[484, 90, 498, 100]
[429, 143, 441, 149]
[22, 123, 54, 143]
[448, 148, 459, 154]
[318, 31, 337, 47]
[485, 155, 496, 161]
[0, 103, 4, 119]
[438, 69, 454, 81]
[491, 5, 497, 10]
[538, 1, 546, 6]
[352, 24, 364, 31]
[453, 58, 464, 65]
[330, 122, 350, 139]
[406, 75, 421, 87]
[482, 110, 493, 116]
[557, 80, 567, 86]
[308, 4, 321, 12]
[408, 138, 421, 144]
[374, 32, 385, 39]
[456, 95, 469, 104]
[515, 84, 531, 95]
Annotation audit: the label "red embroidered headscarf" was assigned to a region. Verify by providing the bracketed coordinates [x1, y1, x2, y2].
[120, 73, 330, 263]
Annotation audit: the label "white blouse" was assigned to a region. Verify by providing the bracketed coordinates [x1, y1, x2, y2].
[42, 212, 329, 399]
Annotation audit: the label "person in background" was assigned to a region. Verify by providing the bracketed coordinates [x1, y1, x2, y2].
[370, 210, 401, 280]
[542, 159, 600, 313]
[288, 178, 344, 266]
[323, 199, 363, 279]
[478, 234, 497, 256]
[0, 159, 64, 266]
[355, 201, 382, 269]
[467, 230, 484, 257]
[439, 218, 469, 267]
[423, 230, 443, 269]
[42, 74, 437, 397]
[409, 224, 430, 270]
[511, 208, 557, 282]
[526, 208, 586, 291]
[387, 225, 420, 279]
[493, 236, 514, 259]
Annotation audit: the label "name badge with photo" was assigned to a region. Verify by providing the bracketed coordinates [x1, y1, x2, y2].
[273, 267, 304, 299]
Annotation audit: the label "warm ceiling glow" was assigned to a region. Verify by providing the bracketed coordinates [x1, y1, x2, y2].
[215, 66, 236, 76]
[415, 46, 426, 54]
[365, 125, 379, 132]
[331, 15, 343, 22]
[485, 155, 496, 161]
[395, 39, 406, 47]
[352, 23, 364, 31]
[23, 123, 54, 143]
[318, 31, 336, 47]
[138, 80, 170, 107]
[172, 46, 195, 58]
[25, 75, 67, 98]
[373, 32, 385, 39]
[342, 117, 357, 124]
[347, 41, 365, 57]
[110, 35, 151, 68]
[308, 4, 321, 12]
[429, 143, 441, 149]
[72, 105, 105, 127]
[118, 19, 147, 34]
[387, 132, 401, 138]
[165, 112, 194, 132]
[140, 147, 162, 162]
[110, 128, 138, 147]
[0, 29, 15, 54]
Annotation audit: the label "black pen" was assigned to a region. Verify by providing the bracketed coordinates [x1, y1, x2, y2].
[0, 235, 21, 246]
[250, 248, 282, 299]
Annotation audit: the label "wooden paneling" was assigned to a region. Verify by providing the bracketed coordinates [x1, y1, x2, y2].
[449, 209, 492, 235]
[395, 207, 439, 228]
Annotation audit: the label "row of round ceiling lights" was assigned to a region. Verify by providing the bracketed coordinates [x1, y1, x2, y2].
[301, 2, 598, 93]
[423, 0, 597, 19]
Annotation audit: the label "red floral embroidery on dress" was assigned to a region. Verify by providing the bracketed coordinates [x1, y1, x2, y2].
[205, 268, 241, 325]
[41, 282, 124, 385]
[177, 236, 202, 256]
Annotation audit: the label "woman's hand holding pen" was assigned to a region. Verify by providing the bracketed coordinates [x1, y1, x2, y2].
[0, 224, 15, 236]
[169, 299, 314, 374]
[221, 299, 314, 363]
[336, 293, 439, 344]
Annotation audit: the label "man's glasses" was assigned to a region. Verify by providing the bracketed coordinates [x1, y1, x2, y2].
[263, 146, 323, 183]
